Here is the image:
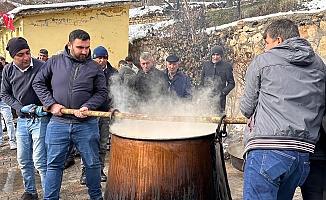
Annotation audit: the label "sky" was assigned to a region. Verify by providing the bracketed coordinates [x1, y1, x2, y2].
[129, 0, 326, 42]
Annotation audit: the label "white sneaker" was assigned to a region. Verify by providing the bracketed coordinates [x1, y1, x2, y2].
[9, 141, 17, 150]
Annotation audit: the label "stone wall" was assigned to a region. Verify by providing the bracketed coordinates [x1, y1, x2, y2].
[129, 10, 326, 118]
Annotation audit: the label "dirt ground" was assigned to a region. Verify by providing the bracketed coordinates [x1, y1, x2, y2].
[0, 139, 304, 200]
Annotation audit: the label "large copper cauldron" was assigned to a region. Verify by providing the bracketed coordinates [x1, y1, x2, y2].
[104, 119, 227, 200]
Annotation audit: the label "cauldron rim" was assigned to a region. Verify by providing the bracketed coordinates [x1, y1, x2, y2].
[110, 119, 217, 140]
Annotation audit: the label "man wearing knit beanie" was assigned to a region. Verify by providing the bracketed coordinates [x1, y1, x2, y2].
[92, 46, 108, 59]
[199, 45, 235, 114]
[2, 37, 49, 200]
[6, 37, 30, 58]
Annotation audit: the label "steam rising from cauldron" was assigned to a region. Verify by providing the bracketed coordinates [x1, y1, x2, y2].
[109, 73, 222, 117]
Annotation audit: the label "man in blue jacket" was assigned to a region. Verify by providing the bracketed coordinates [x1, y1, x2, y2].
[33, 29, 107, 200]
[163, 55, 192, 100]
[1, 37, 50, 200]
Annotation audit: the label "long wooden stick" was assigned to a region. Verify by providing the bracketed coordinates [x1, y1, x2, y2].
[53, 108, 248, 124]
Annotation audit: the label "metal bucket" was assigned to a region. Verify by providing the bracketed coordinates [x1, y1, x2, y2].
[104, 120, 219, 200]
[227, 142, 245, 172]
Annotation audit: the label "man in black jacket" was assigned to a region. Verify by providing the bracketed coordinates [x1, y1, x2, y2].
[33, 29, 107, 200]
[129, 52, 169, 110]
[199, 45, 235, 114]
[79, 45, 118, 185]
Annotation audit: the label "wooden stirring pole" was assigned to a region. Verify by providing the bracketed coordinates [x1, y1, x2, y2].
[44, 107, 248, 124]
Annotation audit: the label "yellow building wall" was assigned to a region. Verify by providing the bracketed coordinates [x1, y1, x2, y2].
[1, 5, 130, 67]
[0, 18, 24, 60]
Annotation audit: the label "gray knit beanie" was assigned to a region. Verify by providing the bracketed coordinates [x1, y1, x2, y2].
[210, 45, 224, 56]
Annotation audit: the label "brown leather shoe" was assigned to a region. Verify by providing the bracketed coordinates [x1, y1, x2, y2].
[20, 192, 38, 200]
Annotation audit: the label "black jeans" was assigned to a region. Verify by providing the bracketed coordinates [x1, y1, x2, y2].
[98, 117, 111, 169]
[301, 160, 326, 200]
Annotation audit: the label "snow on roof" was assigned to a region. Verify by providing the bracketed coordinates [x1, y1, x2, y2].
[8, 0, 136, 15]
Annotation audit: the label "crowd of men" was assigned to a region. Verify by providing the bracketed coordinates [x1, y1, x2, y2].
[0, 17, 325, 200]
[0, 29, 234, 199]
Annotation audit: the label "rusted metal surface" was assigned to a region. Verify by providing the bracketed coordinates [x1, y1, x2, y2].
[46, 108, 248, 124]
[105, 134, 216, 200]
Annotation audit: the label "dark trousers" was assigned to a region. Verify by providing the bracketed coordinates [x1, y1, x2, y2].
[98, 117, 111, 169]
[301, 160, 326, 200]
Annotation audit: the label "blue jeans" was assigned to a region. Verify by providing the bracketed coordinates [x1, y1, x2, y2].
[43, 119, 102, 200]
[81, 117, 110, 169]
[0, 100, 16, 143]
[16, 116, 50, 194]
[243, 149, 310, 200]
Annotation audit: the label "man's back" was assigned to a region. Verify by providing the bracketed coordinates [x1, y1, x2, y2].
[240, 36, 326, 154]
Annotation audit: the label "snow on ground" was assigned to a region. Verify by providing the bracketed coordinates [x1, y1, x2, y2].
[129, 0, 326, 42]
[206, 0, 326, 34]
[3, 0, 326, 43]
[303, 0, 326, 11]
[129, 19, 174, 43]
[129, 5, 165, 18]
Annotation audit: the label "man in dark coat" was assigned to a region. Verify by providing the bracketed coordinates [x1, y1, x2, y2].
[163, 55, 192, 100]
[32, 29, 107, 200]
[129, 52, 169, 105]
[79, 45, 118, 185]
[199, 45, 235, 114]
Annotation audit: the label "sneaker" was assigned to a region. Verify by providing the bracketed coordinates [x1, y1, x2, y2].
[9, 141, 17, 150]
[101, 169, 107, 182]
[0, 141, 5, 147]
[20, 192, 38, 200]
[80, 168, 86, 185]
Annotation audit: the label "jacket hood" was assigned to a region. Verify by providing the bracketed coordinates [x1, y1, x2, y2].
[64, 45, 92, 62]
[269, 37, 315, 66]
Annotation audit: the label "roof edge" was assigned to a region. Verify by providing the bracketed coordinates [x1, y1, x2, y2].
[9, 0, 140, 16]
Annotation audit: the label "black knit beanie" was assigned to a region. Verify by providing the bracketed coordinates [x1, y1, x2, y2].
[6, 37, 30, 58]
